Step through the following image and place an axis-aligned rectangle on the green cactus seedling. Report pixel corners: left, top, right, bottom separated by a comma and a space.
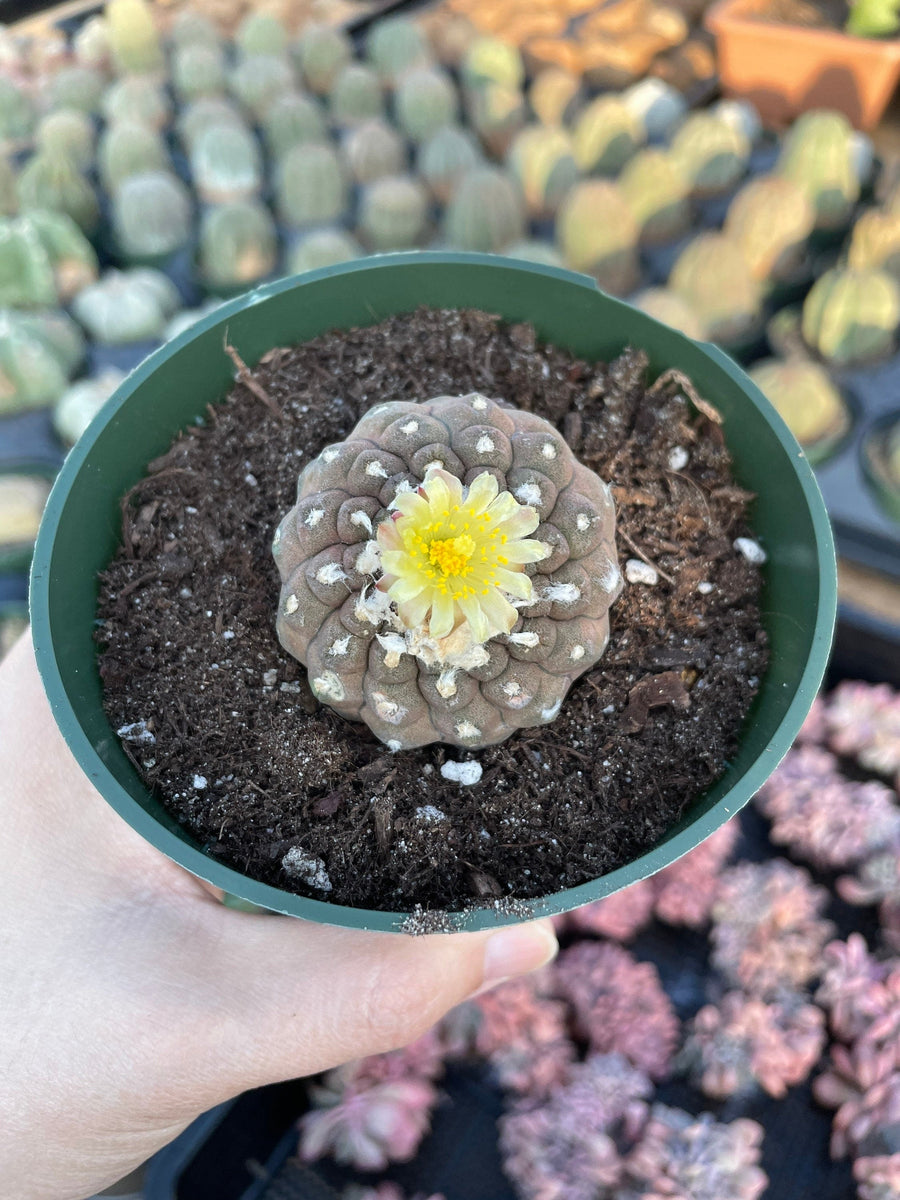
848, 209, 900, 277
724, 175, 816, 282
846, 0, 900, 36
749, 358, 851, 463
263, 92, 328, 158
417, 125, 482, 203
35, 109, 95, 171
0, 77, 35, 148
366, 15, 433, 85
16, 153, 98, 235
359, 175, 430, 251
98, 120, 169, 193
461, 36, 524, 92
556, 180, 640, 296
102, 76, 171, 130
294, 23, 353, 96
53, 367, 125, 445
395, 66, 458, 143
71, 267, 180, 345
172, 43, 227, 103
190, 122, 263, 205
106, 0, 164, 76
176, 97, 245, 155
112, 171, 193, 263
198, 199, 278, 292
444, 165, 526, 253
465, 82, 528, 159
802, 266, 900, 365
73, 15, 111, 69
287, 228, 362, 274
329, 64, 385, 128
669, 112, 750, 198
275, 142, 348, 230
230, 53, 297, 121
342, 119, 406, 186
17, 309, 85, 376
529, 67, 582, 128
669, 233, 763, 344
273, 393, 620, 750
572, 95, 643, 176
777, 110, 860, 231
632, 288, 706, 340
0, 156, 16, 217
168, 10, 222, 53
621, 78, 687, 142
0, 308, 82, 414
506, 125, 579, 220
619, 149, 691, 246
45, 65, 105, 118
0, 474, 51, 552
235, 11, 288, 59
2, 210, 98, 304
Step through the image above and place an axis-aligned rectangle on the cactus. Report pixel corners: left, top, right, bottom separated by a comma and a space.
45, 65, 105, 118
777, 110, 860, 231
669, 113, 750, 198
712, 98, 763, 147
724, 176, 816, 282
0, 211, 97, 305
176, 97, 244, 155
0, 308, 82, 414
102, 75, 171, 130
73, 15, 111, 70
197, 199, 278, 292
35, 109, 95, 171
263, 92, 328, 158
53, 367, 125, 445
801, 267, 900, 365
235, 11, 288, 59
366, 15, 433, 85
669, 233, 763, 344
16, 153, 98, 235
572, 96, 643, 175
0, 155, 16, 216
273, 393, 620, 750
749, 359, 850, 462
846, 0, 900, 36
342, 119, 406, 186
0, 474, 51, 550
394, 66, 458, 143
444, 166, 526, 253
417, 125, 482, 203
106, 0, 164, 76
359, 175, 429, 251
112, 171, 193, 263
71, 267, 180, 344
0, 76, 35, 147
848, 209, 900, 277
168, 10, 221, 53
619, 149, 691, 246
621, 78, 687, 142
329, 64, 385, 128
190, 122, 262, 205
172, 43, 226, 103
17, 309, 85, 376
275, 142, 347, 230
506, 125, 578, 220
556, 181, 640, 296
503, 240, 565, 267
230, 54, 297, 121
98, 120, 169, 193
632, 288, 706, 340
465, 83, 528, 159
294, 23, 353, 96
529, 67, 581, 127
287, 228, 362, 274
462, 37, 524, 91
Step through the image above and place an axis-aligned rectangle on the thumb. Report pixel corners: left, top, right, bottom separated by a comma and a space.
195, 909, 558, 1099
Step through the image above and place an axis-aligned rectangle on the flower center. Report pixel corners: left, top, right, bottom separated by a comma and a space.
428, 533, 476, 578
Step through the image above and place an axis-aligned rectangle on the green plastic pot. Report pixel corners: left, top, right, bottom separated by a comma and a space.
30, 252, 837, 933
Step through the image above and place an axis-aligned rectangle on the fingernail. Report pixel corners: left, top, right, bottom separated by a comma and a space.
481, 920, 558, 986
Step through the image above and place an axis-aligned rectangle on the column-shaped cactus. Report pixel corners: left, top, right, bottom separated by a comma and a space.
274, 393, 621, 750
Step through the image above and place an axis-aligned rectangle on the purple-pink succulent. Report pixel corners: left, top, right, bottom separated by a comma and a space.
652, 821, 739, 930
854, 1154, 900, 1200
343, 1188, 446, 1200
566, 879, 656, 942
473, 973, 575, 1098
839, 849, 900, 950
347, 1029, 446, 1088
825, 682, 900, 783
816, 934, 898, 1044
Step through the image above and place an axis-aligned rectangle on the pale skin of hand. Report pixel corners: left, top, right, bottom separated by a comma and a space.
0, 634, 558, 1200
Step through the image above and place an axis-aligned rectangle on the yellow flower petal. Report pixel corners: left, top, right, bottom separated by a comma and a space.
503, 538, 551, 564
495, 567, 533, 600
388, 575, 429, 603
459, 595, 491, 643
430, 590, 456, 639
465, 471, 499, 515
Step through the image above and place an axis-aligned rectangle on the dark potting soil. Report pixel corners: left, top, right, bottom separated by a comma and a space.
96, 308, 768, 913
746, 0, 849, 29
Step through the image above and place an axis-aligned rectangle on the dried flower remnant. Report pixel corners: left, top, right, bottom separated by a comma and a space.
825, 682, 900, 783
499, 1054, 652, 1200
710, 860, 835, 997
472, 973, 575, 1098
553, 942, 679, 1080
274, 392, 620, 750
680, 990, 826, 1099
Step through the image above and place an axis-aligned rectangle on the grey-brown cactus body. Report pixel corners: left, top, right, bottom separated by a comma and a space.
274, 393, 620, 751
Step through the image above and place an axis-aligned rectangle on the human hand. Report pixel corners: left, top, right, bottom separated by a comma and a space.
0, 634, 557, 1200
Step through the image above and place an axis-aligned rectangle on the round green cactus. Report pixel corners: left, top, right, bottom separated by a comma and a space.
0, 210, 97, 306
230, 53, 297, 122
749, 358, 850, 463
777, 110, 860, 231
45, 65, 105, 118
0, 77, 35, 147
802, 267, 900, 366
329, 64, 385, 128
669, 233, 763, 344
106, 0, 164, 75
461, 36, 524, 92
112, 171, 193, 263
621, 77, 687, 142
359, 175, 430, 251
263, 92, 328, 158
53, 367, 125, 445
0, 155, 16, 217
342, 119, 406, 186
572, 96, 643, 176
465, 82, 529, 158
0, 474, 51, 551
632, 288, 706, 340
293, 23, 353, 96
235, 10, 288, 59
529, 67, 581, 128
198, 200, 277, 291
190, 122, 262, 205
394, 66, 459, 143
16, 153, 99, 235
35, 109, 95, 172
0, 308, 83, 414
619, 149, 691, 246
73, 15, 112, 69
506, 125, 579, 220
417, 125, 482, 203
102, 76, 172, 130
17, 309, 85, 376
98, 120, 170, 194
848, 209, 900, 277
366, 15, 433, 85
71, 268, 180, 345
443, 166, 526, 253
172, 43, 227, 103
669, 112, 750, 198
724, 175, 816, 283
273, 392, 620, 750
287, 228, 362, 274
275, 142, 348, 230
556, 181, 640, 296
176, 97, 245, 155
168, 10, 221, 53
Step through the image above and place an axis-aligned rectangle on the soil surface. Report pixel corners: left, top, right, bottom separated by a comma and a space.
745, 0, 849, 29
97, 308, 768, 913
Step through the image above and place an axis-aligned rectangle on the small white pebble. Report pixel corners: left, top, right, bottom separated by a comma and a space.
625, 559, 659, 586
222, 630, 235, 639
440, 760, 483, 785
416, 805, 447, 822
668, 446, 689, 471
476, 434, 495, 454
698, 581, 714, 595
282, 847, 332, 891
179, 587, 192, 598
262, 669, 278, 687
244, 473, 258, 487
734, 537, 767, 564
117, 720, 155, 745
192, 775, 207, 789
386, 739, 403, 752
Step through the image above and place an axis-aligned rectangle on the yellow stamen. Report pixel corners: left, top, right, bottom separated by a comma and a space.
429, 534, 476, 577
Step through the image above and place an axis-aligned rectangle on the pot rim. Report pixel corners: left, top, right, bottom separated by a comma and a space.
707, 0, 900, 51
30, 251, 837, 932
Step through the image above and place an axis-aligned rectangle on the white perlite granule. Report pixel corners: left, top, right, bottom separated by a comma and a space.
625, 558, 659, 585
282, 847, 332, 891
734, 537, 767, 564
440, 760, 483, 786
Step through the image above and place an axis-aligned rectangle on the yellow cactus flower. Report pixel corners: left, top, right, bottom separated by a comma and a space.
376, 467, 549, 645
